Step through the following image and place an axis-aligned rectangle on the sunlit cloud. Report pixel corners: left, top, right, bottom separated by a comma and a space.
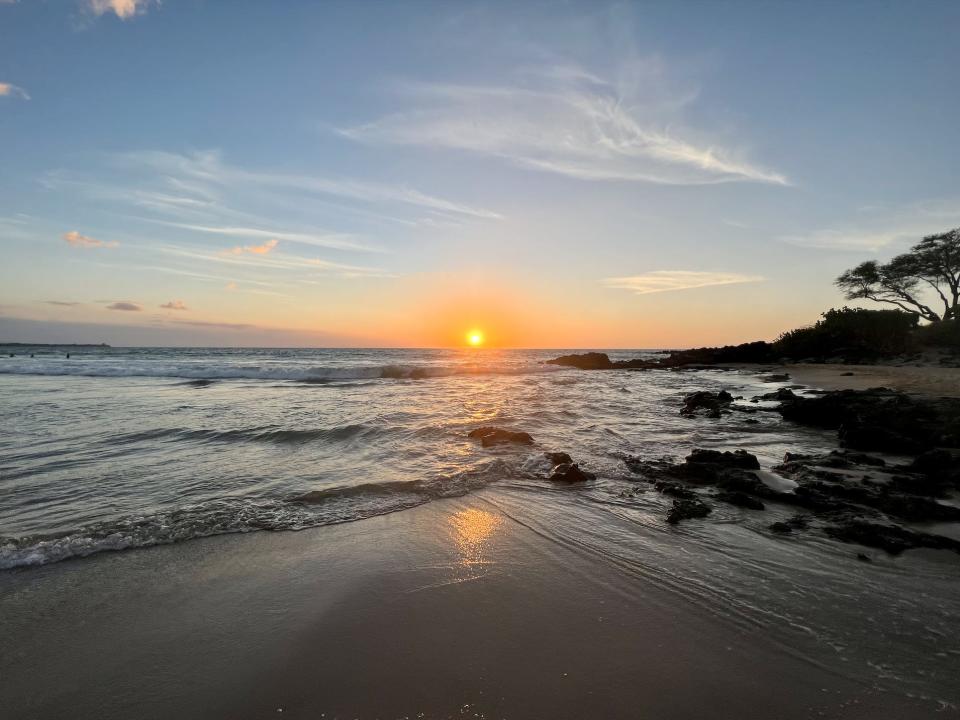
782, 198, 960, 252
603, 271, 763, 295
340, 64, 788, 186
224, 238, 278, 256
87, 0, 154, 20
0, 82, 30, 100
225, 282, 238, 291
106, 301, 142, 311
160, 300, 188, 311
63, 230, 119, 248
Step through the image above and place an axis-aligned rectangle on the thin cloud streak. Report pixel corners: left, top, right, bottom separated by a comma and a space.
120, 150, 502, 220
340, 66, 788, 186
152, 220, 375, 253
603, 271, 763, 295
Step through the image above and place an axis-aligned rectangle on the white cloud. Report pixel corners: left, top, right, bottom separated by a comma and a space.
782, 199, 960, 252
87, 0, 153, 20
63, 230, 118, 248
340, 64, 787, 186
0, 83, 29, 100
603, 271, 763, 295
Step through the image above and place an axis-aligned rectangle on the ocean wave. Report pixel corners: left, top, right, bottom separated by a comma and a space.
0, 460, 515, 570
0, 360, 564, 382
105, 423, 378, 446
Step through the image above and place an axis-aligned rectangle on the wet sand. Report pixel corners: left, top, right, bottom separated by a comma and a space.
0, 495, 934, 719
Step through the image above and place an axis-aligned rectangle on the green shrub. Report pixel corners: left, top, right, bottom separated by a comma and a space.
774, 307, 918, 360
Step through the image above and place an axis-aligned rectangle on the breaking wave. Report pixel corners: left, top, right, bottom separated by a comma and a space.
0, 459, 515, 570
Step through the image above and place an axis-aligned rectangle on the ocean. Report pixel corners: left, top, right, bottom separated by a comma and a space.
1, 346, 958, 707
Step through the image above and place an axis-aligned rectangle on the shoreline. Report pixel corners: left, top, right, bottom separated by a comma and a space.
0, 495, 938, 719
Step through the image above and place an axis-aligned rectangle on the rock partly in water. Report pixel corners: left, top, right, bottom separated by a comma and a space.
680, 390, 735, 418
467, 426, 535, 447
667, 497, 712, 524
714, 490, 765, 510
548, 463, 596, 483
824, 517, 960, 555
544, 451, 573, 467
777, 388, 960, 454
686, 448, 761, 470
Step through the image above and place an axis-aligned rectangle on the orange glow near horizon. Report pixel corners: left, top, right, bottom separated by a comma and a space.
466, 329, 484, 347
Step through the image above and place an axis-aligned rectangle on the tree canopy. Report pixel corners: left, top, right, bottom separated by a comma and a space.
836, 228, 960, 322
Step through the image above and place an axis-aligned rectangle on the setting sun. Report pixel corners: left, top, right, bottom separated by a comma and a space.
467, 330, 484, 347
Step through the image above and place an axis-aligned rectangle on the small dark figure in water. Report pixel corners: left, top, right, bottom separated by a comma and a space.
30, 353, 34, 358
66, 353, 70, 359
8, 353, 13, 358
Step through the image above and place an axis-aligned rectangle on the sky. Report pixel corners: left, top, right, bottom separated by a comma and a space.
1, 0, 958, 348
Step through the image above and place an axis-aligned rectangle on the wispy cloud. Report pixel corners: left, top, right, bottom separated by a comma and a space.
106, 301, 142, 311
160, 300, 188, 311
119, 149, 502, 221
63, 230, 119, 248
0, 82, 30, 100
340, 64, 787, 186
603, 271, 763, 295
782, 198, 960, 252
87, 0, 154, 20
156, 221, 369, 253
44, 300, 80, 307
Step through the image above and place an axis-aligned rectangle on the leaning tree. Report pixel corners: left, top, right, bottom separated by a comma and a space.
836, 227, 960, 323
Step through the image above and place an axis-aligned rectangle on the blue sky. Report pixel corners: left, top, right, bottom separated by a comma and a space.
1, 0, 958, 347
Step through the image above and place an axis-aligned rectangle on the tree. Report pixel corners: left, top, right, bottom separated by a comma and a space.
836, 227, 960, 322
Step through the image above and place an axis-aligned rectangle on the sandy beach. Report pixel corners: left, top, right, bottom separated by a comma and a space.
786, 363, 960, 398
0, 495, 937, 720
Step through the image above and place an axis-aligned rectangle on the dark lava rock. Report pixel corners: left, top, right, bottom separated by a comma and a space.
667, 497, 712, 524
680, 390, 734, 418
770, 515, 810, 534
856, 553, 871, 562
686, 449, 761, 470
548, 463, 596, 483
544, 451, 573, 467
824, 517, 960, 555
544, 352, 654, 370
714, 490, 765, 510
545, 341, 776, 371
761, 373, 791, 382
467, 426, 534, 447
754, 388, 797, 402
653, 480, 697, 499
778, 388, 960, 454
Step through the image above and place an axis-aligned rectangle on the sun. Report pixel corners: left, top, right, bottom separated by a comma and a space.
466, 330, 484, 347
